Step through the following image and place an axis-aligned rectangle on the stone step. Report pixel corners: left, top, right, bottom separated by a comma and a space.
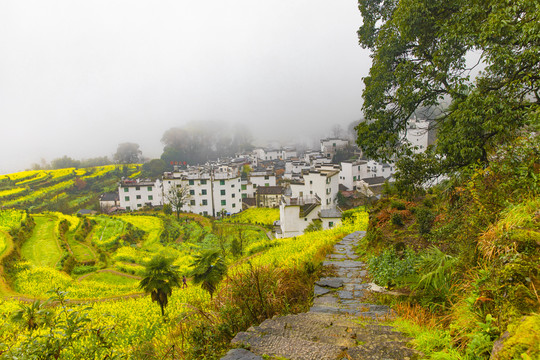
232, 313, 418, 360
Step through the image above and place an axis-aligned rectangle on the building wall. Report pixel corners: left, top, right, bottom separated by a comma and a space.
278, 203, 321, 238
119, 180, 163, 211
162, 174, 242, 216
321, 217, 342, 230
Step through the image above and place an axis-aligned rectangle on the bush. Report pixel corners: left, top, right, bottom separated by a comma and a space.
416, 207, 435, 235
367, 248, 419, 287
391, 213, 404, 226
72, 264, 97, 275
390, 200, 406, 210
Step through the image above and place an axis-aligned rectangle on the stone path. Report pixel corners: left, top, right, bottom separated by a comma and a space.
221, 231, 420, 360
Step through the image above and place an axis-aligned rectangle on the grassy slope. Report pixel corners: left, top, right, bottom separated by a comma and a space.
21, 214, 63, 267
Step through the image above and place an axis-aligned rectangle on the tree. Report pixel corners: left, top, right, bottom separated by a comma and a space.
114, 143, 142, 164
165, 184, 191, 219
51, 156, 80, 169
190, 249, 227, 299
356, 0, 539, 180
142, 159, 167, 178
139, 255, 181, 316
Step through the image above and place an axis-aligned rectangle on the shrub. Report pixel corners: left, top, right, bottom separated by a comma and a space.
367, 248, 419, 287
390, 200, 406, 210
416, 207, 435, 235
391, 212, 404, 226
72, 264, 97, 275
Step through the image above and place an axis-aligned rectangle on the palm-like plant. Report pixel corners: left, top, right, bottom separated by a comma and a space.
139, 255, 181, 316
190, 249, 227, 299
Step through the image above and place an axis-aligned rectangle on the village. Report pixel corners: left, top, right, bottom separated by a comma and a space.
100, 119, 432, 238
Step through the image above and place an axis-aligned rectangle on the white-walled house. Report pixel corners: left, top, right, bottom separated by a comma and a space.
275, 168, 341, 238
289, 169, 340, 209
250, 171, 277, 188
405, 119, 430, 153
162, 167, 243, 216
320, 138, 350, 158
118, 179, 163, 211
339, 160, 367, 191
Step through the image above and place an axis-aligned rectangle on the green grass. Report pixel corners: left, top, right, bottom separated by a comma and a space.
21, 214, 63, 267
79, 271, 139, 286
68, 238, 97, 262
0, 231, 6, 256
89, 216, 126, 248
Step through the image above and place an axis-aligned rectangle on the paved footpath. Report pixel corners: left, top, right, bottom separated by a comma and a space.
221, 231, 420, 360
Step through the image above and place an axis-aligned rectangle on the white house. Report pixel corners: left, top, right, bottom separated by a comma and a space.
162, 166, 243, 216
118, 179, 163, 211
289, 169, 340, 209
250, 171, 277, 189
275, 168, 341, 238
320, 138, 350, 159
405, 119, 430, 153
339, 160, 367, 191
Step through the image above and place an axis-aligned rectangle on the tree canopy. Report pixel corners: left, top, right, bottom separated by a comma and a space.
160, 121, 253, 168
114, 142, 142, 164
139, 255, 181, 316
356, 0, 539, 174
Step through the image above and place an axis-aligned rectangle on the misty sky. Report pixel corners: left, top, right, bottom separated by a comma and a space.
0, 0, 371, 174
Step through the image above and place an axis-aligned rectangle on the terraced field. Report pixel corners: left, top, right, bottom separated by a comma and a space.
21, 214, 62, 267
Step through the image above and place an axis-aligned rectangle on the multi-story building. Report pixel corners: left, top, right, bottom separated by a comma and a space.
118, 179, 163, 211
320, 138, 350, 159
275, 168, 342, 238
162, 166, 243, 216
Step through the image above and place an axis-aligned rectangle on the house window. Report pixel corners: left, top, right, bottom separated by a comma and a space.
253, 184, 257, 188
125, 196, 130, 201
136, 186, 140, 191
201, 189, 207, 195
190, 200, 195, 206
189, 190, 195, 195
220, 180, 225, 185
203, 211, 208, 216
241, 184, 247, 190
309, 180, 313, 184
304, 218, 307, 221
232, 203, 236, 208
126, 206, 131, 211
232, 194, 235, 198
264, 175, 269, 180
147, 187, 152, 191
202, 199, 208, 205
221, 200, 226, 206
137, 204, 142, 208
310, 191, 313, 195
189, 180, 194, 185
265, 183, 269, 187
353, 176, 357, 181
136, 195, 141, 200
148, 195, 153, 201
329, 221, 334, 228
242, 194, 247, 199
201, 179, 207, 185
123, 188, 129, 192
220, 190, 226, 196
231, 184, 235, 188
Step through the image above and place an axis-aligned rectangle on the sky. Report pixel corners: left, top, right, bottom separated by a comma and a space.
0, 0, 371, 174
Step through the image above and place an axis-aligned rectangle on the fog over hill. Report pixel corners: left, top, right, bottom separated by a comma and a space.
0, 0, 371, 175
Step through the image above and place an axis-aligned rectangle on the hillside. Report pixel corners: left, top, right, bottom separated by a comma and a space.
0, 165, 140, 214
355, 136, 539, 359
